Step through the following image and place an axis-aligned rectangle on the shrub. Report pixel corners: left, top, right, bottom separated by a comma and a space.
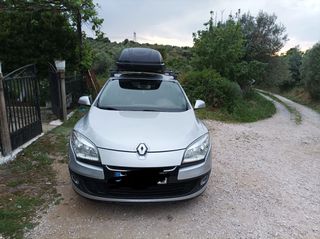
180, 70, 242, 111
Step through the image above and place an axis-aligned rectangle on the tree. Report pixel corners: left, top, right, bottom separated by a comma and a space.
192, 15, 244, 79
65, 0, 103, 68
240, 11, 288, 62
192, 12, 269, 92
284, 46, 303, 86
301, 43, 320, 100
0, 0, 103, 71
262, 56, 290, 89
231, 60, 267, 91
0, 10, 78, 74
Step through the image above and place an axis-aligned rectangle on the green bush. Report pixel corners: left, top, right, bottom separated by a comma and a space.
301, 43, 320, 100
180, 70, 242, 111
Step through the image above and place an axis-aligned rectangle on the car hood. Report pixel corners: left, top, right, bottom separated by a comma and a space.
74, 106, 208, 152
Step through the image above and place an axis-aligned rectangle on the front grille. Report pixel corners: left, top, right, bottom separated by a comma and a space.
106, 165, 176, 172
71, 168, 206, 199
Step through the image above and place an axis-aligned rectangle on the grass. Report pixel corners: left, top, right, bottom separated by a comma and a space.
0, 196, 42, 238
0, 110, 85, 239
196, 91, 276, 123
278, 87, 320, 114
259, 91, 302, 125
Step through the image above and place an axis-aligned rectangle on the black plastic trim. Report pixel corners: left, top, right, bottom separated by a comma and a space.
76, 157, 102, 166
180, 159, 206, 168
70, 169, 210, 200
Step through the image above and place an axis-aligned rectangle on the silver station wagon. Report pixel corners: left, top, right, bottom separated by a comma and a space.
68, 48, 212, 202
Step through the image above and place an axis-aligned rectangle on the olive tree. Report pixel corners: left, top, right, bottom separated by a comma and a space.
301, 43, 320, 99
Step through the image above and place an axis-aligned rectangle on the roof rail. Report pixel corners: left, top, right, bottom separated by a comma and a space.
164, 70, 179, 80
110, 70, 160, 78
110, 70, 179, 80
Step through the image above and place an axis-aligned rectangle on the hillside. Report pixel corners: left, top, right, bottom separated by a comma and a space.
86, 37, 192, 80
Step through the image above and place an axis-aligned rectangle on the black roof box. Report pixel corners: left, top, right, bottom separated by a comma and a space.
116, 48, 165, 73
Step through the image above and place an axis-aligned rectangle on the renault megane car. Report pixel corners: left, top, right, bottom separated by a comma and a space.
68, 48, 212, 202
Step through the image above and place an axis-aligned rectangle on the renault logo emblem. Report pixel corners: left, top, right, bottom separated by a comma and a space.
137, 143, 148, 156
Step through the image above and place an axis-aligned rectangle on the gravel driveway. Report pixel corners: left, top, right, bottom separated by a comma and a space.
27, 95, 320, 239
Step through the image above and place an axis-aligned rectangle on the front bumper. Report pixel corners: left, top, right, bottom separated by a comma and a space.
68, 145, 212, 202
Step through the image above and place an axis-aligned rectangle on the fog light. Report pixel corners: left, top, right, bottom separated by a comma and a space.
71, 174, 80, 185
200, 175, 209, 186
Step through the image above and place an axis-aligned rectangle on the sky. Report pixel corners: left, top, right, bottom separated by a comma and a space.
88, 0, 320, 52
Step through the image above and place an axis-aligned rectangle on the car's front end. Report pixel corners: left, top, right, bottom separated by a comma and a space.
69, 128, 211, 202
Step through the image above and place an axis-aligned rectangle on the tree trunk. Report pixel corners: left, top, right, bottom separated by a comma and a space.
76, 9, 82, 70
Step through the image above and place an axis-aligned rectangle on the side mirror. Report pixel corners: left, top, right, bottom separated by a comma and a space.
194, 99, 206, 110
78, 96, 91, 106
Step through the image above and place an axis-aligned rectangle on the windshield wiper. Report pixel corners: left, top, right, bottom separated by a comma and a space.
99, 106, 119, 111
141, 109, 158, 112
99, 107, 161, 112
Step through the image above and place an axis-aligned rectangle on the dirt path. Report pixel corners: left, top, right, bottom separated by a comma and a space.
27, 95, 320, 239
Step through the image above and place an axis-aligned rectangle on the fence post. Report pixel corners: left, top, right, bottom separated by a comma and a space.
60, 70, 67, 122
0, 62, 12, 156
55, 60, 67, 122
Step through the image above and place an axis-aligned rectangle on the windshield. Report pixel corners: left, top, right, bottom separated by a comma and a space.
97, 79, 188, 112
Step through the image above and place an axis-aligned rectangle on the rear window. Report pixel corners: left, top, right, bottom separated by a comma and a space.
97, 79, 188, 112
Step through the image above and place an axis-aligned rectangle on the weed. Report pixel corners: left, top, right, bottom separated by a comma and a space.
279, 87, 320, 114
0, 196, 43, 238
196, 91, 276, 123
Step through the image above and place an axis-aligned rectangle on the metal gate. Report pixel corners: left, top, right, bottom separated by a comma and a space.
49, 64, 85, 119
3, 64, 42, 150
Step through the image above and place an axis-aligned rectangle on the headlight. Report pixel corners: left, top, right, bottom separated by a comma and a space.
183, 133, 210, 164
71, 131, 99, 162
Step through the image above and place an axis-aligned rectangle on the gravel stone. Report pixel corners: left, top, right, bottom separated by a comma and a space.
26, 96, 320, 239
